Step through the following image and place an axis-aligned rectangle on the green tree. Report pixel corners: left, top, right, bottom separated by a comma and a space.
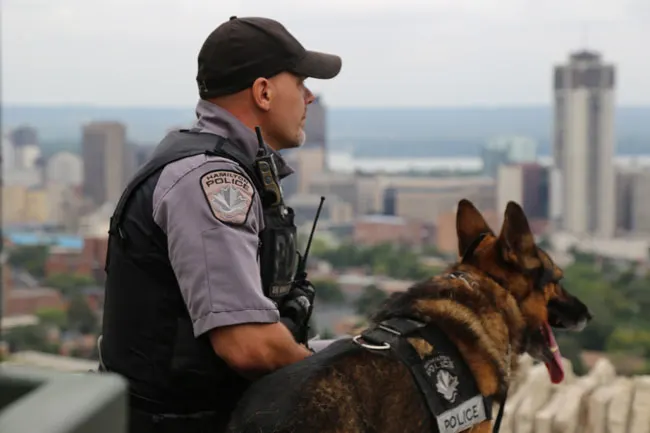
44, 273, 96, 296
562, 262, 633, 351
606, 327, 650, 357
67, 294, 99, 334
7, 245, 50, 278
312, 278, 345, 304
355, 284, 388, 318
555, 334, 587, 375
420, 245, 443, 257
4, 325, 58, 353
35, 307, 68, 328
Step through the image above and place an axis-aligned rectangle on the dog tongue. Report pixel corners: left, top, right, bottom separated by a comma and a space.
542, 321, 564, 384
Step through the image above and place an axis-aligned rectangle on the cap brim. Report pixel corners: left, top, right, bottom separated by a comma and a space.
291, 50, 342, 80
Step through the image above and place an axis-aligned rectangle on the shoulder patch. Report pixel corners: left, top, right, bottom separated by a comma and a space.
200, 170, 255, 225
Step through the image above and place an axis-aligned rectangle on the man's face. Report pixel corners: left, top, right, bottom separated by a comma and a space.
263, 72, 315, 150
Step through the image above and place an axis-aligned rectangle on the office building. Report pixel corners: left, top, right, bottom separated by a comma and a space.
553, 50, 616, 237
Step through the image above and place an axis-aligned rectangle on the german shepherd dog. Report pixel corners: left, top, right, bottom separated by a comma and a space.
225, 199, 592, 433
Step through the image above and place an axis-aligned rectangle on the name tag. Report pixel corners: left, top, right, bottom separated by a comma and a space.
436, 395, 487, 433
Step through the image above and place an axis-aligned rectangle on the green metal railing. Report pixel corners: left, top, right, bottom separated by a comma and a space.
0, 364, 128, 433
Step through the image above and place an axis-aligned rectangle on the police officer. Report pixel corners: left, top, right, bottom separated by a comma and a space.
98, 16, 342, 433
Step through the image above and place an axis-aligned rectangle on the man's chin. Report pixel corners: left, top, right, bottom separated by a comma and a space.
275, 131, 306, 151
298, 130, 307, 147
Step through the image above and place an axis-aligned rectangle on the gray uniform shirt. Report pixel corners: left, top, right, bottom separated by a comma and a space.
152, 99, 294, 338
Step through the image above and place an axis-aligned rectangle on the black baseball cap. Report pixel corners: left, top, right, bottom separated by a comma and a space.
197, 16, 342, 99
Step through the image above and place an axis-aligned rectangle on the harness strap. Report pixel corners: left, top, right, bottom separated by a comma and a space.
492, 389, 507, 432
360, 321, 446, 423
358, 318, 506, 433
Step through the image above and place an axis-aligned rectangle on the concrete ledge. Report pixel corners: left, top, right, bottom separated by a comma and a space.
0, 364, 128, 433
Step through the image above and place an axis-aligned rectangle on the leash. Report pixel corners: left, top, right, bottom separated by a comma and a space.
492, 390, 507, 433
491, 341, 511, 433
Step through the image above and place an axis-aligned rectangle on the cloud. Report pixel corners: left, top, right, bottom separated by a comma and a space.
2, 0, 649, 107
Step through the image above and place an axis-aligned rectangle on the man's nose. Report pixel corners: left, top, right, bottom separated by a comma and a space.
304, 86, 315, 104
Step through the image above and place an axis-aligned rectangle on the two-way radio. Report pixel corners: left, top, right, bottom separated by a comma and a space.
254, 126, 285, 209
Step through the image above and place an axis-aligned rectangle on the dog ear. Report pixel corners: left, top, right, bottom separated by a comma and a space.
498, 201, 540, 269
456, 199, 493, 257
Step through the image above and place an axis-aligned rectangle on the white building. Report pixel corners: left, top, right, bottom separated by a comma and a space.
553, 50, 616, 238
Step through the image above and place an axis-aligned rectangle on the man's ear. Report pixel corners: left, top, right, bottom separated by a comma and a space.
498, 201, 540, 269
456, 199, 493, 257
251, 77, 272, 111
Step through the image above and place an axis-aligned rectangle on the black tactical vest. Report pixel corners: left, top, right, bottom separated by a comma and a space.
100, 129, 297, 415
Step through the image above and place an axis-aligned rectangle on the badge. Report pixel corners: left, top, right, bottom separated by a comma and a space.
200, 170, 255, 225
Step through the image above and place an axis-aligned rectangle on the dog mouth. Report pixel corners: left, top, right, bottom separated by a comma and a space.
547, 298, 593, 332
539, 321, 564, 384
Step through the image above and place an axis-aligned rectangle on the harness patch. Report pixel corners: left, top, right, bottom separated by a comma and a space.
420, 351, 489, 433
200, 170, 254, 225
355, 318, 492, 433
423, 354, 458, 402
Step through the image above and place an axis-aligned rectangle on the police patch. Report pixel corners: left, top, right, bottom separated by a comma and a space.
200, 170, 254, 225
421, 352, 488, 433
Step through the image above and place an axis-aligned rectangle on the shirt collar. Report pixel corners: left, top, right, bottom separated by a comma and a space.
192, 99, 294, 178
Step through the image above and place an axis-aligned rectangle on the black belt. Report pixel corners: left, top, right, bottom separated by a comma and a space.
97, 363, 224, 416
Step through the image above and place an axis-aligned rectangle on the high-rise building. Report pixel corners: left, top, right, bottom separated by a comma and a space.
81, 121, 130, 206
9, 126, 41, 170
9, 126, 38, 148
553, 50, 616, 237
497, 163, 550, 223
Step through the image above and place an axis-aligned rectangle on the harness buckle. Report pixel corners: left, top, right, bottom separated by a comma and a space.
352, 334, 391, 350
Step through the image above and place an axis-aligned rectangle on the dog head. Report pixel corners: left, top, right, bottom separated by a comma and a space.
456, 199, 592, 384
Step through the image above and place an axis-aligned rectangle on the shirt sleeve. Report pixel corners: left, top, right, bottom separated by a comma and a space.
152, 154, 279, 337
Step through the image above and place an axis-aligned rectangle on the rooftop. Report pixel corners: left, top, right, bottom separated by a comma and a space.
5, 232, 84, 250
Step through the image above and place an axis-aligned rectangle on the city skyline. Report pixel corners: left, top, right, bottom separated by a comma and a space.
3, 0, 650, 107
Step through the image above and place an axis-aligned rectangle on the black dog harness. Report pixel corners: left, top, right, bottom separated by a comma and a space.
354, 316, 507, 433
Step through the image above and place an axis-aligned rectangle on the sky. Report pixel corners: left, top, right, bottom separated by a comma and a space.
2, 0, 650, 108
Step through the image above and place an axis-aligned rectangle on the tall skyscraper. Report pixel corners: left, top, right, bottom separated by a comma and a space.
82, 121, 130, 206
553, 50, 616, 237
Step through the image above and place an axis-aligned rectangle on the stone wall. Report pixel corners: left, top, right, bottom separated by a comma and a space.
501, 355, 649, 433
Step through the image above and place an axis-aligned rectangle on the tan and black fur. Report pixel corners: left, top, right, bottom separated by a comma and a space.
225, 199, 592, 433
